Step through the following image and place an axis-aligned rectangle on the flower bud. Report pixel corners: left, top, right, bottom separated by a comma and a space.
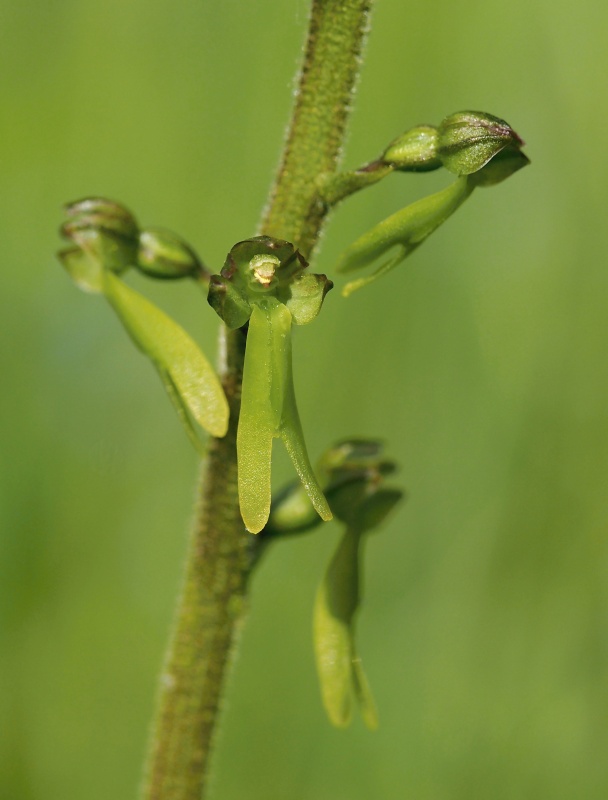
382, 125, 441, 172
437, 111, 525, 176
60, 197, 139, 274
63, 197, 138, 233
137, 227, 203, 280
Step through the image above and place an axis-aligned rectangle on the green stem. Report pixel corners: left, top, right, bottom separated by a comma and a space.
140, 326, 253, 800
141, 2, 372, 798
261, 0, 372, 254
317, 161, 393, 208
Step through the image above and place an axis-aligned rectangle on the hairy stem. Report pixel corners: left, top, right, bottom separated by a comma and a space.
140, 327, 253, 800
141, 2, 372, 798
261, 0, 372, 254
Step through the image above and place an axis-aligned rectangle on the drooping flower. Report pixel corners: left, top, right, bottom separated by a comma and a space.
337, 111, 529, 296
58, 198, 229, 449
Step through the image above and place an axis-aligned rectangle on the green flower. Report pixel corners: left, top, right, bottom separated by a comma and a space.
313, 440, 403, 729
266, 439, 404, 728
58, 198, 228, 449
208, 236, 333, 533
337, 111, 529, 296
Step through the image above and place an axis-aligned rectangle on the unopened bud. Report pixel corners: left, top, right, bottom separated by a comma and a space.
137, 227, 203, 280
382, 125, 441, 172
64, 197, 138, 234
437, 111, 525, 177
60, 197, 139, 274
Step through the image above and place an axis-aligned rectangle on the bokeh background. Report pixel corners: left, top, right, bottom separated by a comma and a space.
2, 1, 607, 798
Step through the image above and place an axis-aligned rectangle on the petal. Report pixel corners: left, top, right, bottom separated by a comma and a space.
207, 274, 252, 329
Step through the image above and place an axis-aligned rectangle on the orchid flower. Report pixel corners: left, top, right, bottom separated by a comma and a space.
208, 236, 333, 533
335, 111, 530, 296
58, 198, 229, 450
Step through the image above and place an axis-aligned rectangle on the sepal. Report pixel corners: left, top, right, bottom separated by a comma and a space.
278, 273, 333, 325
207, 275, 252, 329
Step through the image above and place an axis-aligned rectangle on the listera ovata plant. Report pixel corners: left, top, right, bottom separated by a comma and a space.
58, 110, 528, 729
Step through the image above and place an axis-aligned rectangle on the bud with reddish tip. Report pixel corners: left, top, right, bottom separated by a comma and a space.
437, 110, 527, 178
60, 197, 139, 276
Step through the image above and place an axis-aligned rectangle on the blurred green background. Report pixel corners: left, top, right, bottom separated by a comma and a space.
1, 0, 607, 798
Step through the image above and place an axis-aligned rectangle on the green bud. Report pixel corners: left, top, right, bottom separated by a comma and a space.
437, 110, 525, 177
64, 197, 139, 238
136, 227, 204, 280
60, 197, 139, 276
382, 125, 441, 172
